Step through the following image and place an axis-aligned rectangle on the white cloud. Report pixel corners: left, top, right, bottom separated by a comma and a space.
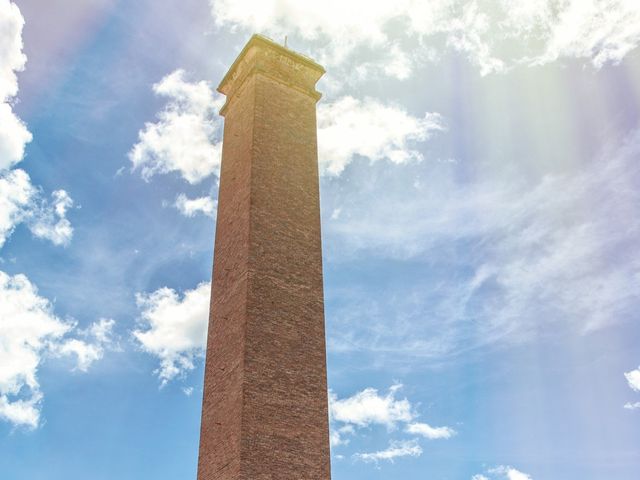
55, 318, 115, 372
487, 465, 533, 480
625, 366, 640, 392
133, 282, 211, 385
0, 393, 41, 429
129, 69, 223, 184
0, 272, 66, 428
472, 466, 533, 480
354, 439, 422, 463
175, 193, 217, 218
0, 0, 26, 99
0, 103, 32, 171
329, 384, 455, 457
317, 96, 444, 175
0, 271, 112, 428
330, 383, 413, 428
129, 67, 445, 185
406, 421, 456, 439
0, 0, 31, 171
0, 170, 74, 248
0, 168, 34, 246
210, 0, 640, 78
624, 366, 640, 410
330, 425, 355, 447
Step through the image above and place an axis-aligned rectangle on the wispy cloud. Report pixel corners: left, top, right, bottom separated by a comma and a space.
325, 129, 640, 360
354, 439, 422, 463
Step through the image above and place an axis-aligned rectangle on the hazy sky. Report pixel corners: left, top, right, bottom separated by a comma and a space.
2, 1, 640, 479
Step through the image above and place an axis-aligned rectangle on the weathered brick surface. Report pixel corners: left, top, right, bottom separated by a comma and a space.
197, 35, 331, 480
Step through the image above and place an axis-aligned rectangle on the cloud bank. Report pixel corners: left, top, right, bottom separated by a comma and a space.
0, 0, 86, 430
210, 0, 640, 77
0, 0, 74, 248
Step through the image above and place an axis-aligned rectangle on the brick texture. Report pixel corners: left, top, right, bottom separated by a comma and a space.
197, 35, 331, 480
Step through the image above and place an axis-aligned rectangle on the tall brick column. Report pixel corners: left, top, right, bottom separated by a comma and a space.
197, 35, 331, 480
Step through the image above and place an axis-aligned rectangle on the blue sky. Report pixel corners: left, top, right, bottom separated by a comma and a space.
1, 1, 640, 479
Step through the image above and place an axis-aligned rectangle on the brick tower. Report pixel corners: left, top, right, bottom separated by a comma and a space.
197, 35, 331, 479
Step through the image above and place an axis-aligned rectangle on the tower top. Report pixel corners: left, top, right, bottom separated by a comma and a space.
218, 34, 325, 114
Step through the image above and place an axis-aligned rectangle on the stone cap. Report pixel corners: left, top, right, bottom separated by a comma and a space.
218, 34, 325, 114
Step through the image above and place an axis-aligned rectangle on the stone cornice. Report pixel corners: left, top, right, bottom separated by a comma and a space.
218, 34, 325, 115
